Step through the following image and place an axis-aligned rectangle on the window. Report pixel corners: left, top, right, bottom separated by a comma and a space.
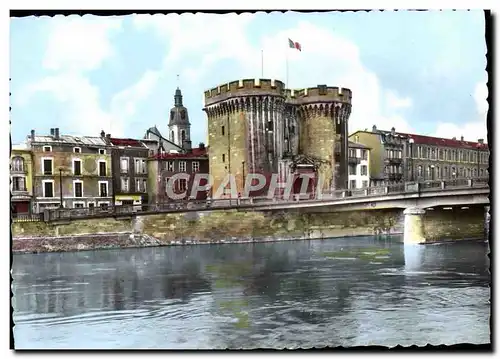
480, 169, 484, 177
135, 178, 146, 192
349, 149, 356, 158
348, 165, 356, 175
181, 130, 186, 142
361, 150, 368, 160
436, 166, 440, 179
42, 158, 53, 175
170, 131, 175, 142
89, 203, 95, 209
99, 149, 106, 155
134, 159, 147, 174
99, 182, 108, 197
74, 203, 84, 209
426, 166, 431, 179
444, 167, 449, 178
120, 158, 129, 173
417, 165, 423, 177
467, 168, 471, 178
12, 176, 26, 191
73, 147, 81, 153
222, 154, 226, 163
349, 180, 356, 189
192, 161, 200, 172
43, 146, 51, 152
73, 159, 82, 176
362, 180, 368, 188
221, 126, 225, 136
179, 161, 186, 172
360, 165, 368, 176
99, 161, 107, 176
11, 157, 24, 172
121, 177, 129, 192
43, 180, 54, 197
167, 161, 174, 171
143, 179, 147, 193
473, 168, 477, 177
73, 181, 83, 198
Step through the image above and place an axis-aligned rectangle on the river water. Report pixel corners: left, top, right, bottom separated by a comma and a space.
12, 236, 490, 349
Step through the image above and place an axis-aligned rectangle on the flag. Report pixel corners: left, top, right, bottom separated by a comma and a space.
288, 38, 301, 51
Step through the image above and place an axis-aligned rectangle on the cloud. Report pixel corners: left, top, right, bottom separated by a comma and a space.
386, 90, 413, 109
22, 72, 121, 137
130, 15, 415, 136
43, 16, 123, 72
432, 80, 488, 142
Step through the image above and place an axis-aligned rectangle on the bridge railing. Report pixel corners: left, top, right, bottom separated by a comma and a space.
43, 177, 489, 221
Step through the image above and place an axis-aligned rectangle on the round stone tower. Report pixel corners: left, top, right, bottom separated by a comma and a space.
204, 79, 286, 196
296, 86, 352, 191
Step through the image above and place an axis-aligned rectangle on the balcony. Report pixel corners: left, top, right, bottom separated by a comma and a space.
384, 157, 403, 164
385, 173, 403, 181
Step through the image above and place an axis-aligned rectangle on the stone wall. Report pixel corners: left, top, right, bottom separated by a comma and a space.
423, 206, 485, 242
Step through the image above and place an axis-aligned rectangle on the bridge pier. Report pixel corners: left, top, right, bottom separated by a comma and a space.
403, 207, 426, 245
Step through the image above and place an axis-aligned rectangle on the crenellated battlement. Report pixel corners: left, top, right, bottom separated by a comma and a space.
294, 85, 352, 106
204, 78, 286, 106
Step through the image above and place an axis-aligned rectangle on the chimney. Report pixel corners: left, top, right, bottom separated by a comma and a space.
478, 138, 484, 144
199, 142, 205, 150
391, 127, 395, 133
100, 130, 105, 138
30, 130, 35, 141
54, 128, 60, 140
460, 136, 464, 142
372, 125, 377, 132
106, 134, 111, 140
183, 139, 192, 153
50, 128, 55, 136
452, 136, 456, 141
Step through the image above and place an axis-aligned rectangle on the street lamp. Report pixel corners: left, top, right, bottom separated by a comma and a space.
408, 138, 414, 182
241, 160, 245, 194
476, 142, 481, 178
58, 166, 66, 208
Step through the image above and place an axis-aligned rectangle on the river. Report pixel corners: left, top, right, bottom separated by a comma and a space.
12, 236, 490, 349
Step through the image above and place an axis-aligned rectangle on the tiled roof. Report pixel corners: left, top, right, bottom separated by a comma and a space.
109, 137, 146, 147
398, 132, 489, 150
351, 129, 489, 150
30, 135, 108, 146
149, 146, 208, 160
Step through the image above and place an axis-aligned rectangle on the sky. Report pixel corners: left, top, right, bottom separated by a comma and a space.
9, 10, 488, 146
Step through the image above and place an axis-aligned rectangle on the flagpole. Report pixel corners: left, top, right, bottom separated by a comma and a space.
286, 46, 289, 95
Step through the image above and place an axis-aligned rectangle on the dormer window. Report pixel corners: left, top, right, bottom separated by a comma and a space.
99, 149, 106, 155
73, 147, 81, 153
43, 146, 52, 152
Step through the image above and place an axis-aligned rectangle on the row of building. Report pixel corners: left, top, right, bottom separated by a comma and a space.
10, 80, 489, 215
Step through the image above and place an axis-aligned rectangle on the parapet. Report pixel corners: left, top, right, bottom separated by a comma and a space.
294, 85, 352, 106
204, 78, 286, 106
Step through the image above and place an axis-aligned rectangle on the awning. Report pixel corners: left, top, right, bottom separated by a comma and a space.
115, 195, 142, 201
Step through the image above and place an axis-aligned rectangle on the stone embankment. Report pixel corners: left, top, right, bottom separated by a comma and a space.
12, 209, 404, 254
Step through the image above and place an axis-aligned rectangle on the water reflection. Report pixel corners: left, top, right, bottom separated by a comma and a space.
12, 236, 490, 349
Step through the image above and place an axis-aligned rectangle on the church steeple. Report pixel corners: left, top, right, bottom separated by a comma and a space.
168, 77, 191, 149
174, 87, 183, 107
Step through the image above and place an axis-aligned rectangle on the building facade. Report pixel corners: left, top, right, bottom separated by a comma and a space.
27, 128, 114, 212
10, 145, 34, 215
106, 134, 150, 207
148, 144, 209, 203
350, 126, 490, 185
347, 141, 371, 190
204, 79, 352, 198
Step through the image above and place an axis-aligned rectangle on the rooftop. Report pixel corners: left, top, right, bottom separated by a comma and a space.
149, 146, 208, 160
30, 134, 109, 146
109, 137, 147, 148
